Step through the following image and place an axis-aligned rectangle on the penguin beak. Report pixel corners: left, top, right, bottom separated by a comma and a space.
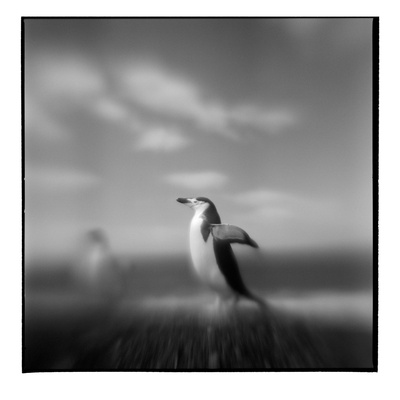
176, 197, 190, 205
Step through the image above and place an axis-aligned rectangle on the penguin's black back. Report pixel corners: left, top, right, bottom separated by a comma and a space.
196, 197, 252, 297
213, 240, 252, 298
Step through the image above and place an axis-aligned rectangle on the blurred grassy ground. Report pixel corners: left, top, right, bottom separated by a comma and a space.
24, 295, 373, 371
72, 308, 324, 370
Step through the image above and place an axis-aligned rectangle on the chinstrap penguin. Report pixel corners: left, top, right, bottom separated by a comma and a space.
177, 196, 268, 312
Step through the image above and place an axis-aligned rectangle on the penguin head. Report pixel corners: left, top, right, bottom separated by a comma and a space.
176, 197, 213, 213
177, 197, 221, 223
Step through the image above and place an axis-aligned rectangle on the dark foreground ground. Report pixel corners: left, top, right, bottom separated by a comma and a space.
24, 252, 375, 371
24, 293, 374, 371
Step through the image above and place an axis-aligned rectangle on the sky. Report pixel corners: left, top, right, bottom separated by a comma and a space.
24, 18, 374, 259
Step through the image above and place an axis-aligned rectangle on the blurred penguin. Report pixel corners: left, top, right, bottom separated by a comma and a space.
77, 229, 125, 303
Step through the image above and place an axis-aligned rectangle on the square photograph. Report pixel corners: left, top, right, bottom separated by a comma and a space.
23, 17, 377, 372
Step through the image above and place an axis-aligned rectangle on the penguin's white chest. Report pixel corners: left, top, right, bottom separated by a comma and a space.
189, 214, 232, 296
87, 246, 104, 278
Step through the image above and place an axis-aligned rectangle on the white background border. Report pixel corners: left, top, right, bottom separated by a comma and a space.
2, 2, 396, 399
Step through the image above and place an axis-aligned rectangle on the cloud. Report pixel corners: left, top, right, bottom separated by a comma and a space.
25, 99, 70, 141
234, 197, 293, 223
233, 188, 290, 206
164, 171, 228, 190
26, 53, 298, 151
232, 187, 339, 225
134, 126, 190, 152
29, 53, 104, 101
232, 188, 312, 222
232, 105, 297, 134
120, 61, 297, 139
122, 64, 200, 117
25, 53, 109, 143
92, 96, 130, 121
26, 166, 101, 191
120, 62, 233, 138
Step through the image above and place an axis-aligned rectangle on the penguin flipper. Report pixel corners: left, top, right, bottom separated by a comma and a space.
210, 224, 258, 248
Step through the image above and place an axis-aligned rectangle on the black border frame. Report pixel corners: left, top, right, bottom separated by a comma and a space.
21, 16, 379, 373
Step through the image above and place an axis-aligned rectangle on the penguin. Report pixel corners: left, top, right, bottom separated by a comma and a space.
78, 229, 124, 303
176, 197, 268, 311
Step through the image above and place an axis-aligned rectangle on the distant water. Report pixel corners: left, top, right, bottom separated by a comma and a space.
25, 249, 373, 326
